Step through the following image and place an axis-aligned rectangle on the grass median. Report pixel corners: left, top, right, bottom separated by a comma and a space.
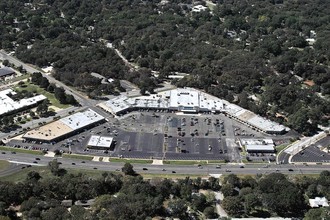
62, 154, 94, 160
109, 158, 153, 164
0, 160, 10, 171
0, 146, 44, 155
163, 160, 208, 165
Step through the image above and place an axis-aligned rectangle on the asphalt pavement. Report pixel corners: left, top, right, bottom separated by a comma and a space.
1, 151, 330, 176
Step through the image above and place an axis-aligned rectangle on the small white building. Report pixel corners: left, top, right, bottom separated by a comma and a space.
309, 197, 329, 208
240, 138, 275, 153
192, 5, 207, 12
87, 135, 114, 149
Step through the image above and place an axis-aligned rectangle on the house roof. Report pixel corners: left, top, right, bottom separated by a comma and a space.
309, 197, 329, 208
0, 67, 15, 77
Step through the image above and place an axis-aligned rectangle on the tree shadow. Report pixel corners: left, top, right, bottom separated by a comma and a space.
58, 168, 68, 176
250, 209, 271, 218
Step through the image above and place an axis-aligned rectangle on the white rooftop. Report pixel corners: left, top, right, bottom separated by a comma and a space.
309, 197, 329, 208
192, 5, 207, 12
245, 144, 275, 152
87, 135, 113, 148
60, 109, 104, 130
241, 138, 275, 152
241, 139, 274, 145
169, 88, 200, 109
99, 87, 288, 133
0, 89, 47, 116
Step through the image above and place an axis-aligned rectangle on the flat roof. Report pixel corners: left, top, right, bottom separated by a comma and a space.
246, 144, 275, 152
241, 139, 274, 145
23, 109, 105, 141
169, 89, 199, 108
0, 89, 47, 116
98, 87, 288, 133
23, 121, 73, 141
241, 138, 275, 152
87, 135, 113, 148
61, 109, 104, 130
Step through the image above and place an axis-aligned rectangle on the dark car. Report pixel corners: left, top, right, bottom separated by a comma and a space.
33, 161, 38, 164
81, 161, 85, 163
288, 168, 294, 172
72, 163, 76, 165
11, 151, 16, 154
35, 158, 40, 160
142, 168, 148, 170
172, 171, 176, 173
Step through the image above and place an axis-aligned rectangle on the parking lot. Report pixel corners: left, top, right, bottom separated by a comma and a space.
292, 145, 330, 163
6, 109, 283, 161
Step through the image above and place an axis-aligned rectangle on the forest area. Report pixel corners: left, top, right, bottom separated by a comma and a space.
0, 0, 330, 134
0, 161, 330, 219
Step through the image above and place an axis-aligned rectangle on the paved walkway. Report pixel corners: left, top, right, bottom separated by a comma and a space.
214, 191, 228, 218
152, 159, 163, 165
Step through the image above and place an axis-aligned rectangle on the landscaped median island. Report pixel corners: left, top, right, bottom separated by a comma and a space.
0, 146, 44, 155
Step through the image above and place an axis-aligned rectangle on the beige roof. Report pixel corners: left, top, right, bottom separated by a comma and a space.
23, 121, 73, 141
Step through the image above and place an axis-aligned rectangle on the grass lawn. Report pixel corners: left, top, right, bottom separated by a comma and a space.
109, 158, 153, 164
276, 144, 289, 154
62, 154, 94, 160
0, 165, 205, 182
0, 160, 10, 171
163, 160, 208, 165
15, 83, 71, 109
0, 166, 107, 182
0, 146, 44, 155
242, 159, 270, 164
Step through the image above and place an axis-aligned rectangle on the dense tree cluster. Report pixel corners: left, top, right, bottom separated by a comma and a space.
31, 72, 78, 105
0, 162, 220, 220
0, 0, 330, 133
220, 172, 330, 218
1, 162, 330, 219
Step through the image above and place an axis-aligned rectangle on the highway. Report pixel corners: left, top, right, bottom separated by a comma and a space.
1, 151, 329, 177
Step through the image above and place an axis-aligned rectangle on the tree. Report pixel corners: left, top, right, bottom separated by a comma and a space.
203, 206, 218, 219
121, 163, 135, 176
244, 193, 261, 213
70, 205, 88, 220
48, 159, 60, 176
2, 60, 9, 66
41, 206, 71, 220
304, 207, 330, 220
168, 199, 187, 219
223, 174, 241, 188
221, 184, 237, 197
40, 77, 50, 88
191, 194, 207, 211
222, 196, 244, 216
36, 100, 49, 115
26, 171, 41, 182
29, 111, 36, 118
